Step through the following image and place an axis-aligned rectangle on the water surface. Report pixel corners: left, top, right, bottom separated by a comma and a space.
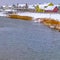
0, 17, 60, 60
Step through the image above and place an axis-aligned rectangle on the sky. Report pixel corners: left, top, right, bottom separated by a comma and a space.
0, 0, 60, 6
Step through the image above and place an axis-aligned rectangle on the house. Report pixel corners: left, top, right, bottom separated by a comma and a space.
16, 4, 35, 12
28, 5, 35, 12
29, 3, 58, 13
44, 6, 59, 12
37, 3, 59, 13
13, 3, 28, 12
35, 2, 54, 13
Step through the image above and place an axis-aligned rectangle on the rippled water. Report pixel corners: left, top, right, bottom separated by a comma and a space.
0, 17, 60, 60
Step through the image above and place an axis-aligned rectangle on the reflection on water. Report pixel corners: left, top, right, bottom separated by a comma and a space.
0, 17, 60, 60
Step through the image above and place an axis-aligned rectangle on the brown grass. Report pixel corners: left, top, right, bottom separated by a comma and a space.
7, 14, 33, 21
40, 18, 60, 31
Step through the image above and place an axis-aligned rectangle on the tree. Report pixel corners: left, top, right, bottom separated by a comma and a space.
35, 5, 45, 12
35, 5, 40, 12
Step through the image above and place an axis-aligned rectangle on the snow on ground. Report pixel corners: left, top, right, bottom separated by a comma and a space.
0, 12, 60, 21
18, 12, 60, 21
0, 12, 7, 16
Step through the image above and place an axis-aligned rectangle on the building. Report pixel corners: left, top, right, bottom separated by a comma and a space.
28, 5, 35, 12
44, 6, 59, 12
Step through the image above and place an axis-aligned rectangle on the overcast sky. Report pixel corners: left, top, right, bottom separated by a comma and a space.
0, 0, 60, 5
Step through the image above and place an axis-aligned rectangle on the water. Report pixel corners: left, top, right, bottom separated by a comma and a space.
0, 17, 60, 60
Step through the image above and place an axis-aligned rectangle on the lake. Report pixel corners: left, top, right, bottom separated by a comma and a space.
0, 16, 60, 60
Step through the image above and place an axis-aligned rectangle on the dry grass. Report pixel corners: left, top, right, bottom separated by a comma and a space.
40, 18, 60, 31
40, 18, 59, 25
7, 14, 33, 21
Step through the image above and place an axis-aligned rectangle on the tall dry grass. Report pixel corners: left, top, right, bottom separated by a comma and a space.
40, 18, 60, 31
8, 14, 33, 21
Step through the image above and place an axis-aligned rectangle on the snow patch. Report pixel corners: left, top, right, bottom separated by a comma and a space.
0, 12, 60, 21
18, 12, 60, 21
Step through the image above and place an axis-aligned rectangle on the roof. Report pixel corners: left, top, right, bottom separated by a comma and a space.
44, 6, 57, 10
38, 5, 58, 10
